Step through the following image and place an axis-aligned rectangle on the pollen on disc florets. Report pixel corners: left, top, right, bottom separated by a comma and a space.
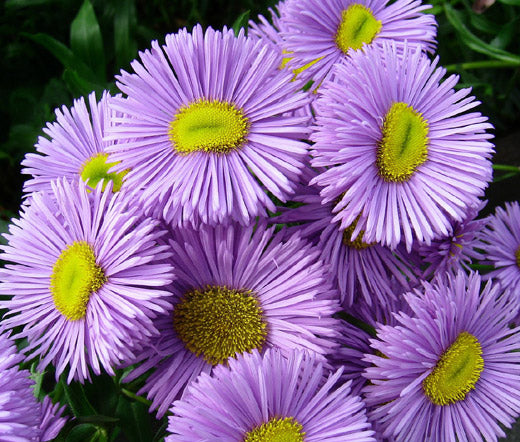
169, 99, 250, 155
80, 153, 128, 192
422, 331, 484, 406
335, 4, 382, 55
342, 218, 373, 249
244, 417, 305, 442
377, 101, 429, 182
333, 196, 373, 249
51, 241, 106, 321
173, 285, 267, 365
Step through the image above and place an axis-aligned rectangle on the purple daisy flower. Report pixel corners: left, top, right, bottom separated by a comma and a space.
167, 348, 375, 441
39, 396, 68, 441
279, 0, 437, 87
248, 4, 323, 120
248, 2, 287, 56
330, 320, 373, 397
0, 179, 174, 383
0, 331, 67, 441
123, 222, 341, 417
107, 25, 311, 227
363, 271, 520, 441
479, 201, 520, 295
331, 281, 413, 396
277, 167, 419, 308
414, 201, 486, 279
22, 91, 129, 195
311, 43, 494, 251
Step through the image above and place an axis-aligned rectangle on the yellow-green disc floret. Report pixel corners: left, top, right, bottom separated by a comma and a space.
336, 4, 382, 54
244, 417, 305, 442
51, 241, 106, 321
169, 99, 249, 155
377, 102, 429, 182
423, 331, 484, 406
173, 285, 267, 365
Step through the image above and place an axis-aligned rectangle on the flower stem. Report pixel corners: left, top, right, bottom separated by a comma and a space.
469, 264, 495, 272
121, 388, 152, 407
445, 60, 520, 72
493, 164, 520, 172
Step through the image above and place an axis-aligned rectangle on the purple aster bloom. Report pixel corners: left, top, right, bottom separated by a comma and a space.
349, 276, 415, 328
123, 222, 341, 417
39, 396, 68, 441
279, 0, 437, 87
248, 2, 288, 55
329, 320, 373, 397
331, 281, 413, 396
22, 91, 129, 195
0, 179, 174, 383
167, 348, 375, 441
107, 25, 312, 227
479, 201, 520, 295
277, 167, 419, 308
363, 271, 520, 441
0, 331, 41, 440
311, 43, 494, 251
414, 200, 486, 279
0, 331, 67, 441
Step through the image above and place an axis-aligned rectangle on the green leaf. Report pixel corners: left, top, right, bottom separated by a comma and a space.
490, 19, 518, 50
498, 0, 520, 5
0, 218, 11, 246
232, 11, 250, 36
115, 398, 153, 442
113, 0, 138, 70
70, 0, 106, 81
78, 415, 119, 425
29, 363, 45, 400
469, 12, 501, 35
5, 0, 58, 7
82, 373, 120, 417
152, 420, 168, 442
66, 424, 107, 442
62, 380, 98, 417
23, 33, 98, 83
444, 4, 520, 64
62, 68, 107, 98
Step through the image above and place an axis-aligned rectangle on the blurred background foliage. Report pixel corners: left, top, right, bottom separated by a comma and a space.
1, 0, 520, 440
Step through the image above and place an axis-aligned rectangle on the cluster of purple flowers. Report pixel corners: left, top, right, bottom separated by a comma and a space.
1, 0, 520, 440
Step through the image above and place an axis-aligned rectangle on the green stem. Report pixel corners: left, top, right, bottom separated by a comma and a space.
469, 264, 495, 272
493, 172, 519, 183
121, 388, 152, 407
445, 60, 520, 72
493, 164, 520, 172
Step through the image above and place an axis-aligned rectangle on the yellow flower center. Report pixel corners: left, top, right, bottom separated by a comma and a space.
169, 99, 249, 155
244, 417, 305, 442
342, 217, 373, 249
51, 241, 106, 321
173, 286, 267, 365
80, 153, 128, 192
335, 4, 382, 54
423, 331, 484, 406
515, 246, 520, 268
377, 102, 429, 182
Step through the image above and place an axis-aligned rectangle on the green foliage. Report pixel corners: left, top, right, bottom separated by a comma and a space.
430, 0, 520, 133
